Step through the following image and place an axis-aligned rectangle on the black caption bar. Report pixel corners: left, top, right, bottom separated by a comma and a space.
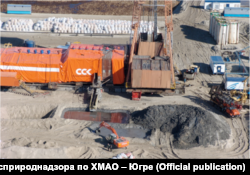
0, 160, 249, 173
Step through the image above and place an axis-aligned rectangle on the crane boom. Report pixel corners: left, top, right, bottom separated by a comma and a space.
154, 0, 157, 41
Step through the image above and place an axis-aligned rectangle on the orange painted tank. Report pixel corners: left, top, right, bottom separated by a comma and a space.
0, 47, 63, 83
0, 44, 125, 85
0, 72, 20, 87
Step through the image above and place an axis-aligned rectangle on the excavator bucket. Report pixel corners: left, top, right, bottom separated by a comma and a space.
95, 128, 101, 134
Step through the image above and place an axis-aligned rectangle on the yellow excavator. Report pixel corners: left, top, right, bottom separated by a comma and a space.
230, 76, 249, 104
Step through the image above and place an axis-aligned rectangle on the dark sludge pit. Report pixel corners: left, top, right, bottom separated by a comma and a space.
61, 108, 150, 139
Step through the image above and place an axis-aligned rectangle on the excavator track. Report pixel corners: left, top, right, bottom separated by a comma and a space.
8, 89, 32, 96
8, 88, 51, 97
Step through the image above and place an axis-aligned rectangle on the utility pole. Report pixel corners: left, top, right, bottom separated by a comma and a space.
153, 0, 157, 41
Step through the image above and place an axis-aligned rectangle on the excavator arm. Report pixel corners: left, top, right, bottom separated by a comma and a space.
95, 121, 119, 139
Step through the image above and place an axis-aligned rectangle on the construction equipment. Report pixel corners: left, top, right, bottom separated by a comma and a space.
126, 0, 145, 88
126, 0, 174, 86
88, 73, 111, 111
183, 65, 200, 82
88, 73, 103, 112
230, 76, 249, 104
95, 121, 129, 150
19, 81, 46, 96
164, 0, 175, 89
209, 85, 241, 118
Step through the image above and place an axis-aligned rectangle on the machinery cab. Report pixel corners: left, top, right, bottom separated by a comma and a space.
189, 65, 200, 73
227, 106, 240, 117
107, 133, 117, 143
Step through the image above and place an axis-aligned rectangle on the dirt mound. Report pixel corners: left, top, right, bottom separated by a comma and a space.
131, 105, 231, 149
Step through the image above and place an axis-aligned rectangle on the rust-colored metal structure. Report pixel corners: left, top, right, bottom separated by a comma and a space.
131, 54, 171, 89
64, 111, 130, 124
126, 0, 176, 89
126, 0, 145, 87
164, 0, 175, 89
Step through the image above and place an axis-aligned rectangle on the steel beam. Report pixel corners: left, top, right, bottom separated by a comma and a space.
154, 0, 157, 41
236, 51, 249, 74
238, 45, 250, 52
225, 72, 249, 75
142, 4, 166, 7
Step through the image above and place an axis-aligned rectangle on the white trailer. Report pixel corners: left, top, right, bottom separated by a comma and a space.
210, 56, 225, 74
204, 0, 241, 10
223, 76, 245, 90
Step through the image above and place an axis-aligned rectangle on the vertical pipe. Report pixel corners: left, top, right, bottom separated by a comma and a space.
209, 13, 212, 34
154, 0, 157, 41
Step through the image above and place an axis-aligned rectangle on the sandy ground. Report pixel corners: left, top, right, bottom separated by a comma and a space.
1, 0, 249, 159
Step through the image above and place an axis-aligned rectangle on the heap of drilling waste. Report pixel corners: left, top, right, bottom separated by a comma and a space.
132, 105, 231, 149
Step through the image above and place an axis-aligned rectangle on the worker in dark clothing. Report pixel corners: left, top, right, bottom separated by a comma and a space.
107, 143, 112, 152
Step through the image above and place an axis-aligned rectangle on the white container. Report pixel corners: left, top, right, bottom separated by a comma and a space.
223, 76, 245, 90
228, 21, 237, 44
210, 56, 225, 75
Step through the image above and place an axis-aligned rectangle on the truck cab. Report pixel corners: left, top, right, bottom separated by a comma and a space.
226, 107, 240, 118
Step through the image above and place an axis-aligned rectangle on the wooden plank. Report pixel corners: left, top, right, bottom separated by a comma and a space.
155, 42, 163, 56
131, 69, 142, 88
151, 71, 162, 88
141, 70, 152, 88
138, 42, 155, 58
161, 71, 171, 88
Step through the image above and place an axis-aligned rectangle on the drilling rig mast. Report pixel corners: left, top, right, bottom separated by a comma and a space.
126, 0, 144, 87
164, 0, 175, 89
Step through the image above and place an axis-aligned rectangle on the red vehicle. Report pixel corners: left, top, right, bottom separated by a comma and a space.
211, 94, 241, 118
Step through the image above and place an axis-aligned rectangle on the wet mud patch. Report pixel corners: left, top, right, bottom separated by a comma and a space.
89, 122, 150, 140
59, 107, 149, 139
61, 107, 130, 124
131, 105, 231, 149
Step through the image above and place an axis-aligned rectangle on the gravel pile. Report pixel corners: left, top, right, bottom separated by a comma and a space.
132, 105, 231, 149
